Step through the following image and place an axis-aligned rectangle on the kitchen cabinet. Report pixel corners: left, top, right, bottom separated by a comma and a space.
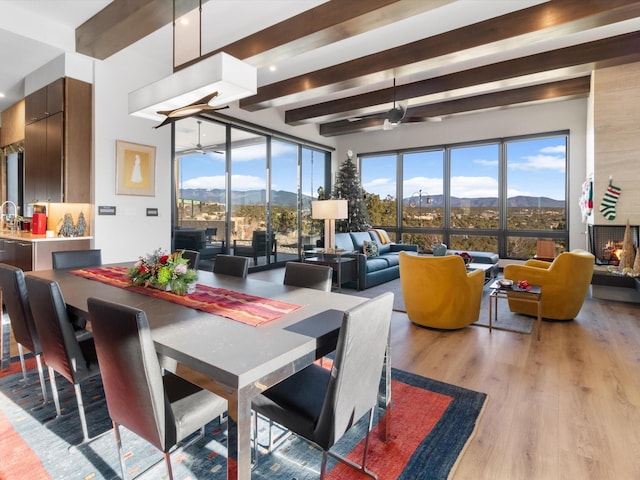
23, 77, 91, 204
24, 78, 64, 125
0, 238, 33, 271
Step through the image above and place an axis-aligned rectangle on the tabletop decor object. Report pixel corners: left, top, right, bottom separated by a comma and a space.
457, 251, 473, 265
127, 248, 197, 295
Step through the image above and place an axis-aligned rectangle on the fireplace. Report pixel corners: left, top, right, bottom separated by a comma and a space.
588, 224, 639, 265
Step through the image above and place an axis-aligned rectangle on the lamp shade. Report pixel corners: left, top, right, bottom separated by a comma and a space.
128, 52, 257, 121
311, 200, 348, 220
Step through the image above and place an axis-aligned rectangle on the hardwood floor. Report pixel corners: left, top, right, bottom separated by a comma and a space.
250, 268, 640, 479
4, 267, 639, 479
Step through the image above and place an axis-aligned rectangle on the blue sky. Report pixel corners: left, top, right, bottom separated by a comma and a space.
179, 135, 566, 201
362, 136, 567, 201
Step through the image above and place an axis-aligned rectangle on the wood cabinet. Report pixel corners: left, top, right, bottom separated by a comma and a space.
24, 78, 64, 125
0, 238, 33, 271
23, 77, 91, 204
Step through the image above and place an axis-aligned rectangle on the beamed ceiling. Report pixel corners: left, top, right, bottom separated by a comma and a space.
43, 1, 640, 137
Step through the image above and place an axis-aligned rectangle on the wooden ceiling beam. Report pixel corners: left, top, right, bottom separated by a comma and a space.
289, 31, 640, 125
319, 76, 593, 136
201, 0, 452, 67
242, 0, 640, 111
75, 0, 208, 60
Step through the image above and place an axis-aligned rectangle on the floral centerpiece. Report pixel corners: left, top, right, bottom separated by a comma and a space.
127, 248, 197, 295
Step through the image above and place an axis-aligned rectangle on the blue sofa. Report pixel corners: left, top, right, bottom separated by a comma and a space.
334, 231, 418, 290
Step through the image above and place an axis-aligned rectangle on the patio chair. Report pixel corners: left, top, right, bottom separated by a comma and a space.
233, 231, 277, 265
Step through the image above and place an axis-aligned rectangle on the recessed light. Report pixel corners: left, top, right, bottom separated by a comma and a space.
269, 65, 277, 72
0, 93, 5, 98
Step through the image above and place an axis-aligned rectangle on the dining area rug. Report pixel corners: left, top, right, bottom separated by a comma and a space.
0, 357, 487, 480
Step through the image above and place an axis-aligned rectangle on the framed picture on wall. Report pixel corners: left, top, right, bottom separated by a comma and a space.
116, 140, 156, 196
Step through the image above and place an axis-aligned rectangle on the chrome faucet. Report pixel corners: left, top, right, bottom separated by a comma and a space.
1, 201, 18, 231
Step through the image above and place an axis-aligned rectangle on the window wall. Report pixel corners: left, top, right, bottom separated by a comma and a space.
360, 131, 568, 259
173, 117, 330, 268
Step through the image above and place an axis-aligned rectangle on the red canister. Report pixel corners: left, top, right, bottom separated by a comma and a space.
32, 213, 47, 235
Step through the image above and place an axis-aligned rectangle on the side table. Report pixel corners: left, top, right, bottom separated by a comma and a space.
304, 254, 357, 291
488, 281, 542, 340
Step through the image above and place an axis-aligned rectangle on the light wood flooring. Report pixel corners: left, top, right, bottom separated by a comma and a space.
250, 268, 640, 480
4, 268, 639, 479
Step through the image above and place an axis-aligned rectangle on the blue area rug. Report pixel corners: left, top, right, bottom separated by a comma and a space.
0, 363, 487, 479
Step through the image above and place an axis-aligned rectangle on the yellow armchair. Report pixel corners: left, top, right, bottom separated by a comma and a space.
399, 252, 484, 329
503, 249, 595, 321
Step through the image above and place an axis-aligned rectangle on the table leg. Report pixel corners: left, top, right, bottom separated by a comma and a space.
378, 332, 392, 442
1, 290, 10, 370
231, 392, 253, 480
488, 293, 494, 333
536, 298, 542, 341
336, 261, 342, 292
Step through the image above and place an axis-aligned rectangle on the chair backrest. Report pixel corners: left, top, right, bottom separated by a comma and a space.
0, 263, 41, 354
252, 230, 276, 253
213, 254, 249, 278
174, 229, 206, 251
24, 276, 92, 384
87, 297, 171, 452
535, 239, 556, 261
283, 262, 333, 291
175, 249, 200, 270
52, 249, 102, 269
315, 292, 393, 447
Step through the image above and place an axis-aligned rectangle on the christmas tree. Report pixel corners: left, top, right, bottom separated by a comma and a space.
332, 150, 370, 232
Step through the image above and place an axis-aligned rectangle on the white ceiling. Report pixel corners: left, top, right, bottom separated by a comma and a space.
1, 0, 639, 139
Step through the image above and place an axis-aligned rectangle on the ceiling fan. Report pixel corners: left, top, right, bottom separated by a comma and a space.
153, 91, 230, 129
382, 78, 407, 130
176, 120, 223, 155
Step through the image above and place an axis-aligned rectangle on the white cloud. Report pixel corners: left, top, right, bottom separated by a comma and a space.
509, 154, 565, 172
450, 176, 498, 198
474, 159, 498, 167
540, 145, 566, 154
182, 174, 266, 190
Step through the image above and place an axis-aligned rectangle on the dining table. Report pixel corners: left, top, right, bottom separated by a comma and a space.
25, 264, 392, 480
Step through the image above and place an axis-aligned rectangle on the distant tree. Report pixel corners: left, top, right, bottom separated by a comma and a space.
332, 151, 370, 232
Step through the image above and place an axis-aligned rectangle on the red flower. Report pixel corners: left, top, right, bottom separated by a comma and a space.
159, 255, 169, 264
139, 265, 148, 273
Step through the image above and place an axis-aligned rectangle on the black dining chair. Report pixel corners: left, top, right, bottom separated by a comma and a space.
283, 262, 333, 292
175, 249, 200, 270
51, 249, 102, 269
0, 263, 48, 405
252, 292, 393, 479
25, 275, 102, 444
212, 254, 249, 278
87, 297, 228, 480
52, 249, 102, 331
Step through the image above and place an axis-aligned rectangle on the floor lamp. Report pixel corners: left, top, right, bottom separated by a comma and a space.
311, 199, 348, 252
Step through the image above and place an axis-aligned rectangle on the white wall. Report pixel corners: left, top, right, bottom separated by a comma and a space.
334, 99, 589, 251
92, 37, 174, 263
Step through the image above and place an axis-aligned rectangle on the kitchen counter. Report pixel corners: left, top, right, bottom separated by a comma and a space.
0, 233, 93, 271
0, 231, 94, 242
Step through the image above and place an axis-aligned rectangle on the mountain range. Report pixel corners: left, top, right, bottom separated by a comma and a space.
179, 189, 565, 208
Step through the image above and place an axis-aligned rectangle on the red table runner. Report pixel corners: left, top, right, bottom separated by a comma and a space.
70, 266, 302, 327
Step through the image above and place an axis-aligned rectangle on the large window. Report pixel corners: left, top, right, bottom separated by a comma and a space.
360, 131, 568, 259
401, 150, 444, 250
360, 154, 397, 239
173, 117, 330, 268
505, 135, 567, 258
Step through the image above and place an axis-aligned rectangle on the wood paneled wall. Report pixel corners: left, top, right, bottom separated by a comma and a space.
0, 100, 25, 147
593, 62, 640, 225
